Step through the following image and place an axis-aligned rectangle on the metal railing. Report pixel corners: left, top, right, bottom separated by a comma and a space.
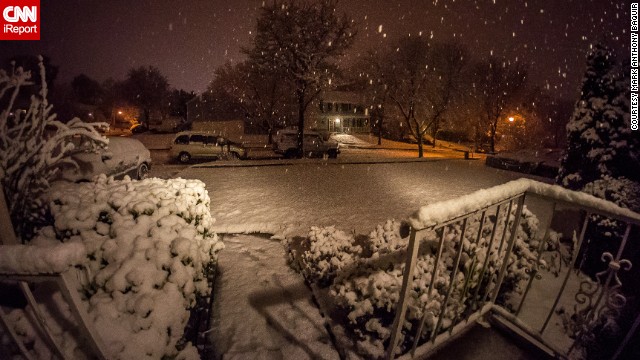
385, 179, 640, 359
0, 267, 109, 360
0, 184, 108, 359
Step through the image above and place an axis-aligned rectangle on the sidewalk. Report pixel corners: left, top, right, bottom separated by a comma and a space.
207, 234, 339, 359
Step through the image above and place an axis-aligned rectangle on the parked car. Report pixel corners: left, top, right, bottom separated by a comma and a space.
55, 137, 152, 182
169, 131, 247, 163
273, 129, 340, 158
130, 123, 148, 134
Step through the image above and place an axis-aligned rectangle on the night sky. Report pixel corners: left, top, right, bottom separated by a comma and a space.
0, 0, 630, 100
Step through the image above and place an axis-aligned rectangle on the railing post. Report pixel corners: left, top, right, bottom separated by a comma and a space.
472, 204, 502, 306
430, 218, 469, 340
18, 281, 67, 359
490, 195, 526, 304
0, 307, 35, 360
58, 271, 109, 360
612, 311, 640, 360
411, 227, 448, 355
516, 202, 557, 316
386, 227, 420, 360
541, 211, 591, 334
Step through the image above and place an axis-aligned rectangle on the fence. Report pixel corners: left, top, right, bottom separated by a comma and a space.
386, 179, 640, 359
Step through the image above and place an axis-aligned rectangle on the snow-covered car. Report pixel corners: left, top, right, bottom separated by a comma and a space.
273, 129, 340, 158
55, 137, 152, 182
169, 131, 247, 163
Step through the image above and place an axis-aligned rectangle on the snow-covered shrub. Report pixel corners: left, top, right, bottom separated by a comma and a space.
365, 219, 408, 257
0, 57, 108, 241
0, 176, 224, 359
300, 207, 541, 359
299, 226, 362, 286
582, 176, 640, 213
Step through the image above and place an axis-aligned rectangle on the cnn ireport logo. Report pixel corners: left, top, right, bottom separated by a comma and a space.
1, 0, 40, 40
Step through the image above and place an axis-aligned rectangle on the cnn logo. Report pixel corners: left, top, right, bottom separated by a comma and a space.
1, 0, 40, 40
3, 6, 37, 22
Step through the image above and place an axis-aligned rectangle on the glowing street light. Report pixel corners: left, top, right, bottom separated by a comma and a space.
508, 116, 515, 122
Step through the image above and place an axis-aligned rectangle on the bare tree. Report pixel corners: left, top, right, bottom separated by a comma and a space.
473, 57, 528, 153
247, 0, 355, 157
424, 41, 468, 148
385, 36, 431, 157
358, 40, 468, 153
212, 61, 293, 144
122, 66, 170, 128
353, 50, 392, 146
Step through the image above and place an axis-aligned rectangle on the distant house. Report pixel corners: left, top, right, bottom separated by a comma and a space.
186, 94, 246, 140
309, 91, 370, 134
186, 90, 371, 141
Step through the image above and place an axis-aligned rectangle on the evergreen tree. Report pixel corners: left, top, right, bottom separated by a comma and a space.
555, 45, 640, 360
556, 44, 638, 190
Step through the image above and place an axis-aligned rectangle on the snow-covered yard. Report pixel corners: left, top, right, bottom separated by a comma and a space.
182, 159, 546, 237
177, 159, 562, 359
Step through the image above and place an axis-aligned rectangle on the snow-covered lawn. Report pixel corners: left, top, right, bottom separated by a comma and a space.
181, 159, 546, 237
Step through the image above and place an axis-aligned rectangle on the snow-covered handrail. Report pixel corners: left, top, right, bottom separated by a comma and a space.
387, 178, 640, 360
0, 242, 87, 275
0, 241, 108, 360
409, 178, 640, 230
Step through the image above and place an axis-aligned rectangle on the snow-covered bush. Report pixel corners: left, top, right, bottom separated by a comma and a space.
0, 57, 108, 241
299, 226, 362, 286
582, 177, 640, 213
294, 207, 541, 358
0, 176, 224, 359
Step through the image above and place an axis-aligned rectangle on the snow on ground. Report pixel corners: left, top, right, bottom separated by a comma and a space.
344, 133, 472, 152
209, 233, 339, 359
181, 159, 546, 237
178, 159, 551, 358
